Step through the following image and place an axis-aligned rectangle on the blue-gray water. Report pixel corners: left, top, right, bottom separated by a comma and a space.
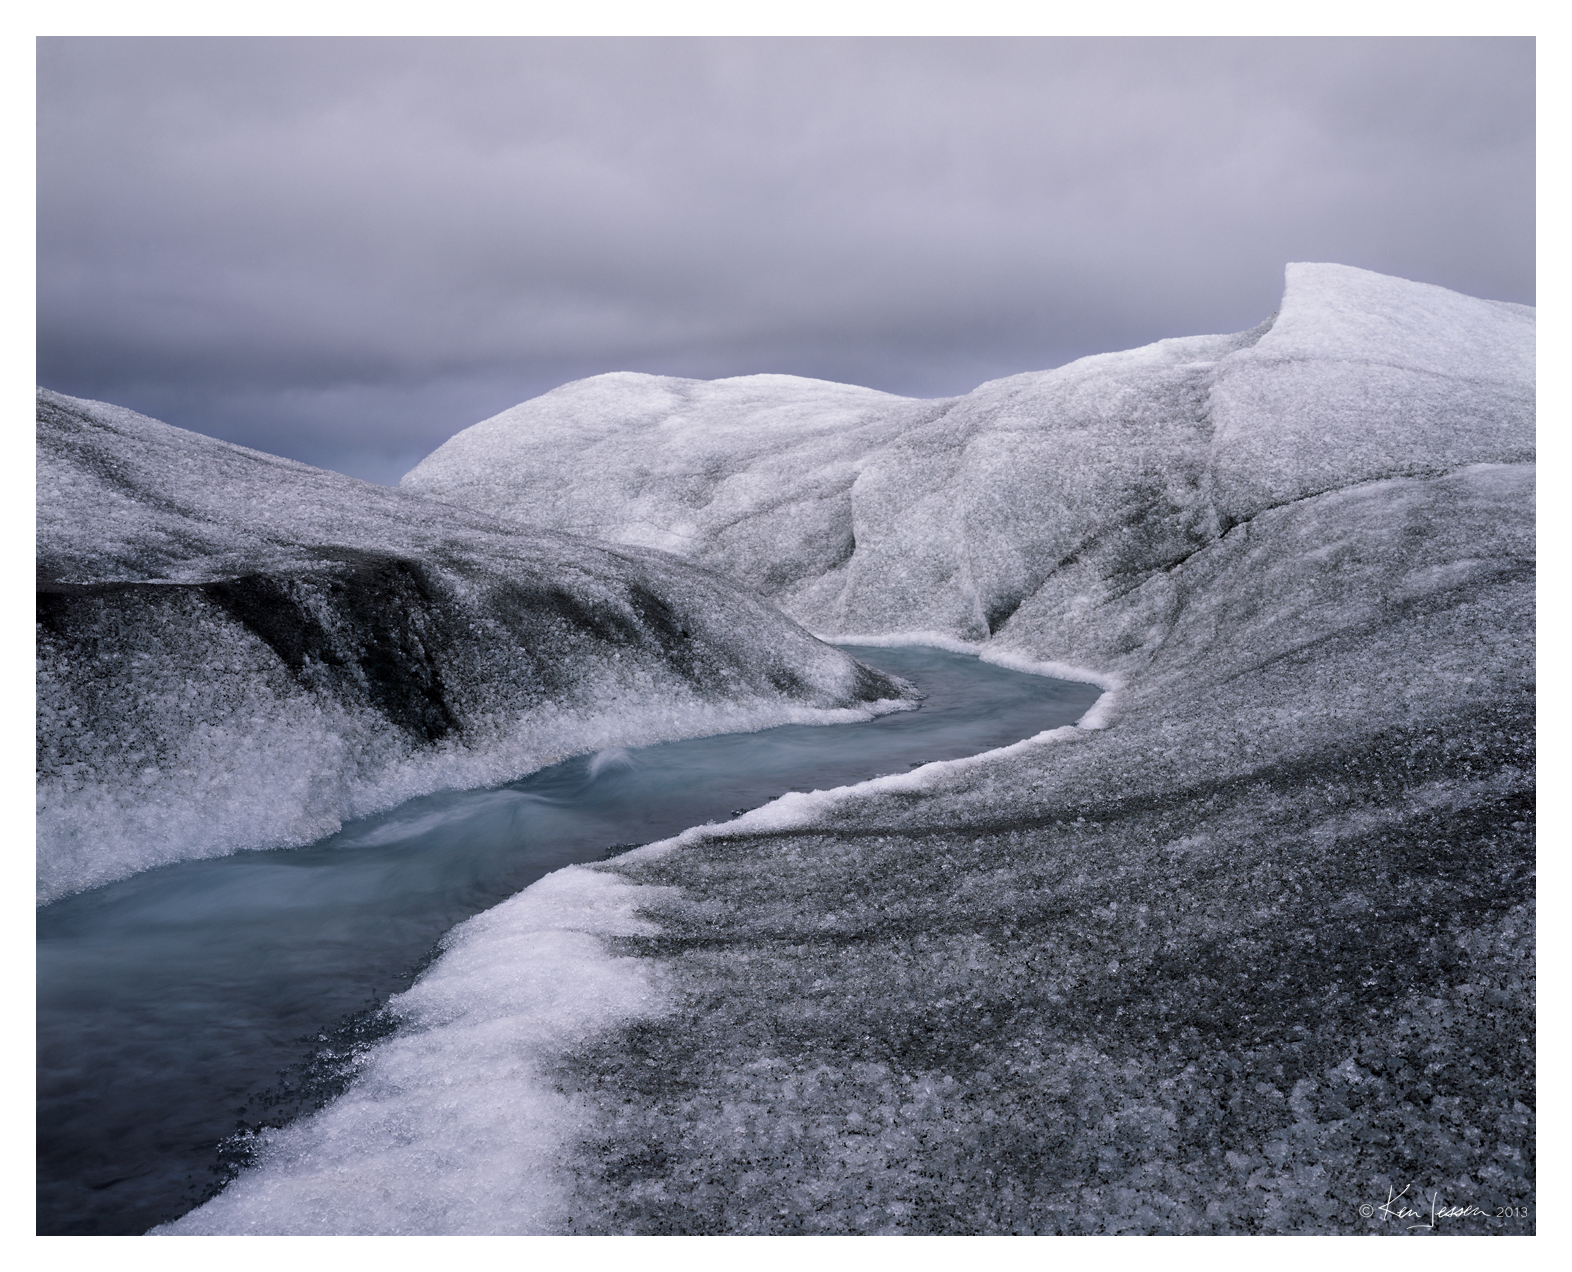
36, 646, 1099, 1235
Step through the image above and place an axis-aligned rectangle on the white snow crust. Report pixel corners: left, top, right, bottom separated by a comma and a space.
36, 392, 917, 903
158, 867, 671, 1235
167, 264, 1538, 1234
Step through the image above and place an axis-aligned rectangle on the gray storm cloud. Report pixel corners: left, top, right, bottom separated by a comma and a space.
37, 37, 1534, 483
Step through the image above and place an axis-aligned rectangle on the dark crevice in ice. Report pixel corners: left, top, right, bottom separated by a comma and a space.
204, 563, 461, 743
984, 594, 1023, 636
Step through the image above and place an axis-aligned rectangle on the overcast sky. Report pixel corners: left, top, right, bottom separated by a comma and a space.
37, 37, 1535, 485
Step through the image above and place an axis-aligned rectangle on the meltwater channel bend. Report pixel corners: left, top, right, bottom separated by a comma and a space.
37, 646, 1100, 1235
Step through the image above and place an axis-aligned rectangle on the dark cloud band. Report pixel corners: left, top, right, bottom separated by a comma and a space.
37, 36, 1535, 484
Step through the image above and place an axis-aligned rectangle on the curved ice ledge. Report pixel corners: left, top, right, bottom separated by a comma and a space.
35, 389, 925, 904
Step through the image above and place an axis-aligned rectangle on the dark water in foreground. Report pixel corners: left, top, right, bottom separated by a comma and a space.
36, 646, 1099, 1235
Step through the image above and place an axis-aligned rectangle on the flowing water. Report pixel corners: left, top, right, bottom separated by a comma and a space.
36, 646, 1100, 1235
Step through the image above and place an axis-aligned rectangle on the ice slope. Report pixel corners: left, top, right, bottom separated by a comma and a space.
171, 265, 1534, 1234
404, 263, 1533, 704
35, 391, 917, 903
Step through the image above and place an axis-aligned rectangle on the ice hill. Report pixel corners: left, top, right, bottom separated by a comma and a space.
35, 391, 918, 903
403, 262, 1534, 705
169, 263, 1535, 1235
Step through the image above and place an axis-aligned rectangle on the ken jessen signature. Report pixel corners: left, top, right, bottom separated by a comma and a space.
1359, 1184, 1530, 1229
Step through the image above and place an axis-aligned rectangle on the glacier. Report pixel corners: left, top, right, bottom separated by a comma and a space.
120, 261, 1533, 1235
402, 262, 1533, 691
35, 391, 919, 904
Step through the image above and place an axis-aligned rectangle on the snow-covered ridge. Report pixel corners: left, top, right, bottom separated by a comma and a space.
35, 390, 919, 903
403, 262, 1533, 722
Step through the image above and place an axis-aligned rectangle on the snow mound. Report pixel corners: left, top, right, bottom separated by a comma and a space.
36, 391, 918, 903
173, 264, 1536, 1233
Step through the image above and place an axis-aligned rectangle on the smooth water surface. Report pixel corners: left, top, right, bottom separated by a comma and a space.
37, 646, 1099, 1234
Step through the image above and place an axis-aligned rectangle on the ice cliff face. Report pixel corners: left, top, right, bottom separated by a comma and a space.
168, 263, 1536, 1234
35, 391, 917, 903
